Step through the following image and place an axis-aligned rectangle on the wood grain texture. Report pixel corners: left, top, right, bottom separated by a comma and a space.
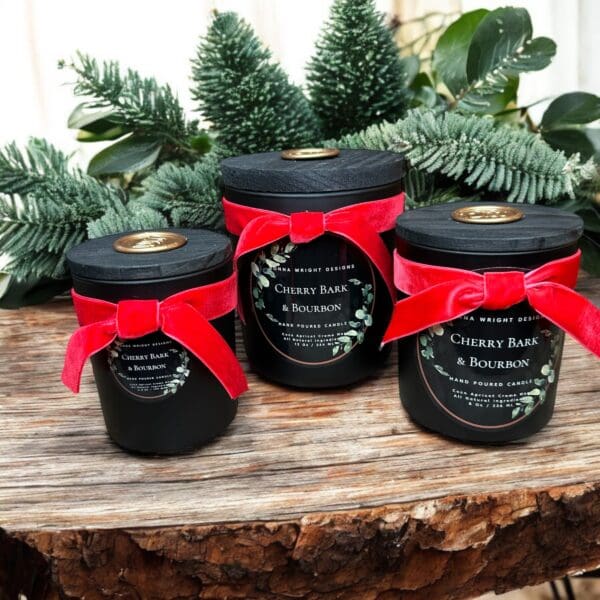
0, 276, 599, 599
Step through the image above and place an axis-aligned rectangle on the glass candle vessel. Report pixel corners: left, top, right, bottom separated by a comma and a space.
394, 202, 583, 443
66, 229, 240, 454
221, 148, 404, 388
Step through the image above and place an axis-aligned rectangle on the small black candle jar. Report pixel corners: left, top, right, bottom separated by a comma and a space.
221, 148, 404, 388
394, 202, 583, 443
66, 229, 239, 454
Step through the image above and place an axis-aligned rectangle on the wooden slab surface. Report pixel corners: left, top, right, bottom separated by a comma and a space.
1, 277, 599, 599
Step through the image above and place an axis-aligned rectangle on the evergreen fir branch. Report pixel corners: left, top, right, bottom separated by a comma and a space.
138, 154, 223, 229
306, 0, 409, 138
191, 12, 321, 155
62, 52, 198, 146
87, 201, 168, 239
332, 109, 596, 203
0, 138, 124, 280
0, 138, 70, 195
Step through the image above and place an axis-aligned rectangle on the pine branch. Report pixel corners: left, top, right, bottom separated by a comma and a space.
306, 0, 409, 138
191, 12, 321, 155
0, 138, 70, 195
137, 154, 223, 229
0, 138, 124, 280
87, 201, 168, 239
332, 109, 596, 203
62, 52, 198, 147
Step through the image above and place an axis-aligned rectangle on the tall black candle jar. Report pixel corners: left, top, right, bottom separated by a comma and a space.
221, 148, 405, 388
393, 202, 583, 443
65, 229, 240, 454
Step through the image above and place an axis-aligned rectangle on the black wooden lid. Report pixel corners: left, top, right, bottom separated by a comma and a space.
221, 149, 405, 193
396, 202, 583, 253
67, 228, 232, 282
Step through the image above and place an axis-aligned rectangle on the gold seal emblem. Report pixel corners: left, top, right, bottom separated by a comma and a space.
451, 205, 524, 224
281, 147, 340, 160
113, 231, 188, 253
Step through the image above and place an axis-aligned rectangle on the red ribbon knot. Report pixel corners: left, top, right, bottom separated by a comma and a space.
382, 249, 600, 358
290, 211, 325, 243
116, 299, 160, 338
62, 273, 247, 399
482, 271, 526, 309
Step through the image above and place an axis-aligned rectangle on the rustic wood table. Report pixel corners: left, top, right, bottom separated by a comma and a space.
1, 277, 600, 600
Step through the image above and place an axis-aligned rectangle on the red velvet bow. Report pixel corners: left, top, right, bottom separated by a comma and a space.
222, 193, 405, 301
382, 249, 600, 357
62, 273, 248, 399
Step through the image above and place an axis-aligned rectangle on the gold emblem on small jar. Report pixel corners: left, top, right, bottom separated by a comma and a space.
281, 147, 340, 160
451, 205, 524, 224
113, 231, 188, 253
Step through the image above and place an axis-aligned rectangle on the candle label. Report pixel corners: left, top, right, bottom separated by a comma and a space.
417, 302, 563, 428
249, 236, 376, 364
107, 333, 190, 399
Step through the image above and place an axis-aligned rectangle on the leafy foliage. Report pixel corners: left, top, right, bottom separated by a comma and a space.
395, 110, 595, 203
458, 7, 555, 112
0, 138, 124, 280
306, 0, 409, 137
62, 53, 208, 175
138, 155, 223, 229
333, 110, 596, 203
191, 12, 320, 155
63, 52, 197, 144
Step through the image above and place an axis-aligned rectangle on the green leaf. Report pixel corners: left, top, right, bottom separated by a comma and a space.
87, 135, 162, 176
76, 125, 129, 142
577, 208, 600, 233
585, 128, 600, 159
542, 129, 595, 160
400, 55, 420, 86
459, 76, 519, 115
67, 103, 116, 130
464, 8, 555, 100
580, 234, 600, 276
433, 9, 489, 97
413, 86, 439, 109
541, 92, 600, 130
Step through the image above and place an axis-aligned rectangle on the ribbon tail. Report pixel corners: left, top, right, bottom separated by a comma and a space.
382, 281, 481, 345
61, 320, 117, 393
233, 217, 289, 323
528, 283, 600, 357
328, 223, 396, 300
163, 304, 248, 399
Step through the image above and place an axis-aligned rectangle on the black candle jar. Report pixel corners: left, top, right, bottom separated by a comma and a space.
65, 229, 240, 454
221, 148, 405, 388
393, 202, 583, 443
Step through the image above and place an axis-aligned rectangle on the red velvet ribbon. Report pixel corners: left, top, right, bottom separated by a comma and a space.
382, 249, 600, 357
222, 193, 405, 302
62, 273, 248, 399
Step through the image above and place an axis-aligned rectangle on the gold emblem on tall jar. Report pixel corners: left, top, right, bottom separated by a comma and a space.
281, 148, 340, 160
451, 205, 524, 224
113, 231, 188, 253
